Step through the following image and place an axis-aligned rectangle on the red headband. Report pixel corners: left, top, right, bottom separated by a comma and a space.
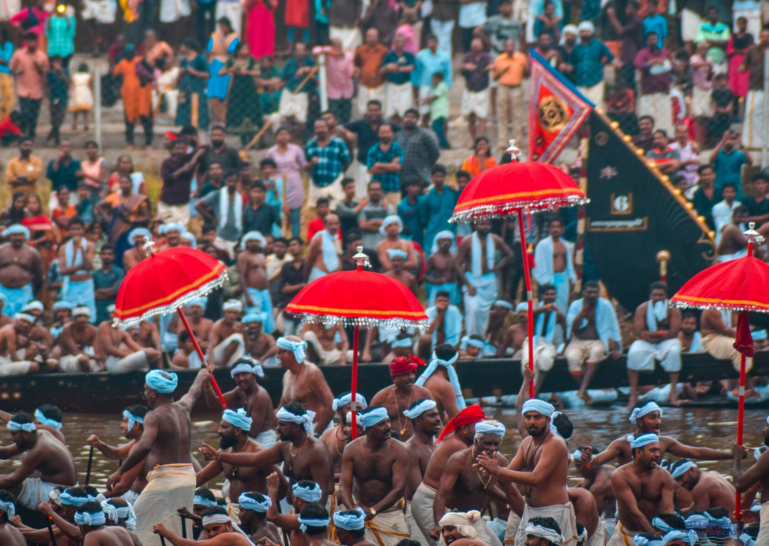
437, 405, 486, 442
389, 356, 418, 376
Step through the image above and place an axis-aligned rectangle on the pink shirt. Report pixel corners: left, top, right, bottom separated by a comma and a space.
690, 53, 713, 90
395, 24, 418, 55
266, 144, 308, 210
10, 49, 49, 100
326, 51, 355, 100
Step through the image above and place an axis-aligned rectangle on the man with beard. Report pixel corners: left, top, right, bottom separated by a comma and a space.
87, 405, 150, 504
0, 412, 76, 510
521, 517, 564, 546
334, 508, 378, 546
581, 401, 734, 467
394, 109, 440, 189
244, 315, 278, 364
0, 491, 24, 545
404, 399, 442, 546
571, 448, 615, 535
321, 392, 368, 479
678, 312, 704, 353
340, 407, 411, 546
0, 225, 43, 316
670, 459, 735, 514
160, 222, 185, 250
238, 491, 281, 544
204, 358, 277, 447
432, 421, 512, 546
475, 400, 575, 546
200, 402, 334, 505
370, 356, 434, 441
196, 408, 285, 523
411, 406, 486, 546
207, 299, 247, 368
606, 434, 674, 546
416, 344, 464, 422
75, 501, 142, 546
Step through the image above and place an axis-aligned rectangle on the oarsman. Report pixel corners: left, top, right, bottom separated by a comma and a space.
571, 449, 615, 534
204, 358, 277, 446
0, 225, 42, 316
415, 344, 464, 422
155, 506, 251, 545
475, 399, 576, 546
0, 412, 77, 509
626, 282, 683, 408
238, 491, 282, 543
306, 214, 343, 281
524, 285, 568, 397
265, 472, 322, 544
264, 503, 336, 546
439, 511, 493, 546
432, 420, 513, 546
425, 231, 460, 306
196, 408, 284, 522
581, 401, 734, 467
208, 299, 247, 367
0, 313, 43, 376
669, 459, 735, 514
200, 402, 334, 505
58, 218, 97, 319
521, 518, 564, 546
123, 228, 153, 272
87, 405, 150, 503
0, 492, 27, 546
244, 314, 278, 364
320, 392, 368, 478
31, 486, 89, 544
404, 399, 442, 546
607, 434, 674, 546
370, 356, 435, 441
377, 215, 418, 272
30, 405, 66, 443
334, 508, 378, 546
733, 415, 769, 542
456, 220, 513, 337
58, 307, 102, 372
411, 406, 487, 546
568, 487, 604, 546
102, 497, 138, 530
532, 218, 576, 315
276, 336, 335, 433
238, 232, 275, 333
75, 501, 142, 545
340, 407, 411, 546
105, 369, 209, 546
96, 307, 160, 373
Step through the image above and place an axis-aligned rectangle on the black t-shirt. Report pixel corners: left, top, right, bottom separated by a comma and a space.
344, 118, 402, 165
199, 146, 244, 176
744, 195, 769, 217
243, 203, 281, 237
280, 259, 305, 307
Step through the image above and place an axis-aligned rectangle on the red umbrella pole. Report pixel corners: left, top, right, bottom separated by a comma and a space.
350, 325, 360, 439
177, 308, 228, 408
517, 212, 535, 398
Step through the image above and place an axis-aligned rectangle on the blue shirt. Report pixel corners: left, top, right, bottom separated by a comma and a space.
412, 48, 452, 88
714, 148, 748, 199
366, 141, 404, 194
642, 15, 668, 49
571, 39, 614, 88
305, 137, 351, 187
398, 196, 423, 245
0, 42, 13, 75
382, 50, 416, 86
418, 185, 459, 255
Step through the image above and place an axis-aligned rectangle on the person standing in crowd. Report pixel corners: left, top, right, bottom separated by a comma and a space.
113, 44, 153, 150
47, 141, 82, 209
305, 119, 352, 207
461, 137, 496, 177
98, 174, 150, 268
358, 180, 393, 249
458, 0, 486, 53
221, 43, 262, 146
325, 38, 355, 123
278, 42, 316, 142
604, 0, 642, 88
45, 5, 76, 68
741, 28, 769, 150
354, 29, 389, 119
382, 34, 415, 125
367, 123, 404, 207
46, 56, 68, 146
413, 35, 452, 130
344, 99, 399, 198
245, 0, 274, 59
206, 17, 238, 123
5, 137, 42, 195
196, 171, 244, 259
491, 39, 528, 152
10, 32, 49, 139
572, 21, 614, 109
59, 217, 97, 320
419, 164, 458, 256
634, 32, 673, 136
395, 108, 440, 187
267, 127, 307, 238
328, 0, 361, 50
361, 0, 399, 47
431, 0, 459, 57
159, 139, 208, 227
727, 16, 752, 100
92, 245, 124, 324
460, 38, 492, 142
0, 27, 15, 124
176, 39, 209, 131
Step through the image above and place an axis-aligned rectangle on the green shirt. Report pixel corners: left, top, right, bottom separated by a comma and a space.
695, 22, 730, 63
430, 82, 449, 120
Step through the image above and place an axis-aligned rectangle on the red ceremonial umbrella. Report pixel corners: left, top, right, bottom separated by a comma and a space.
451, 155, 588, 396
670, 224, 769, 520
113, 242, 229, 407
285, 249, 428, 438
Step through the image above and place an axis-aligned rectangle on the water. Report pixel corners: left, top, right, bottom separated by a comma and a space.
1, 407, 764, 490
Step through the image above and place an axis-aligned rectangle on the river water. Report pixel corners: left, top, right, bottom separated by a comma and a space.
0, 407, 765, 490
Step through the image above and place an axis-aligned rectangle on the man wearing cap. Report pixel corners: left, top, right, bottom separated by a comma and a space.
58, 217, 97, 322
207, 299, 247, 368
238, 232, 275, 334
340, 406, 411, 546
670, 459, 735, 514
412, 405, 486, 546
606, 434, 674, 546
475, 399, 576, 546
0, 224, 43, 317
106, 369, 208, 545
204, 357, 277, 447
0, 491, 24, 545
370, 356, 434, 441
321, 392, 368, 478
58, 307, 102, 373
96, 306, 160, 373
377, 215, 418, 273
122, 228, 153, 273
432, 420, 513, 546
572, 21, 616, 109
532, 218, 576, 317
155, 505, 251, 545
415, 344, 464, 422
425, 231, 460, 306
244, 314, 278, 365
439, 510, 496, 546
276, 336, 336, 434
0, 412, 77, 510
0, 313, 44, 376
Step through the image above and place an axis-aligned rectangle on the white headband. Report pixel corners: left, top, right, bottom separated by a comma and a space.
525, 523, 564, 545
202, 514, 232, 527
629, 402, 662, 423
671, 461, 696, 480
231, 359, 265, 378
522, 399, 555, 417
332, 392, 368, 412
403, 399, 437, 419
276, 407, 316, 435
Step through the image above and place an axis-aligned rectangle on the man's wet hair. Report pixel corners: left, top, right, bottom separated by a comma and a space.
37, 405, 62, 423
434, 343, 457, 361
337, 509, 366, 538
528, 517, 562, 537
669, 459, 694, 477
282, 402, 308, 416
83, 485, 99, 498
653, 513, 686, 531
540, 283, 556, 294
705, 507, 729, 520
553, 413, 573, 440
76, 501, 106, 526
195, 488, 216, 503
300, 503, 329, 535
10, 411, 34, 427
125, 405, 149, 429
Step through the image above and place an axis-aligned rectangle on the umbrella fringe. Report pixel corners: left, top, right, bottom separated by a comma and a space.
670, 301, 769, 313
112, 271, 229, 328
450, 196, 590, 223
293, 313, 428, 330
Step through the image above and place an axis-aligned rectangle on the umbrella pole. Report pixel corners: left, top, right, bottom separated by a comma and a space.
351, 325, 360, 440
517, 212, 535, 398
736, 349, 746, 521
177, 308, 228, 408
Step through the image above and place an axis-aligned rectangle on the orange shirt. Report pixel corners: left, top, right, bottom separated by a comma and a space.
354, 44, 389, 88
461, 155, 498, 178
493, 52, 528, 87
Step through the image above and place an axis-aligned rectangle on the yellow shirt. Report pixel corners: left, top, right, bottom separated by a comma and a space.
493, 52, 528, 87
5, 155, 43, 194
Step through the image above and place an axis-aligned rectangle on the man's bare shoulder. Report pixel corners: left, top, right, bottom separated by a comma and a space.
413, 385, 435, 400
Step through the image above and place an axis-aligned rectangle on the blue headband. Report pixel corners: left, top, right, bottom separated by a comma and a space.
8, 420, 36, 432
35, 408, 62, 430
242, 313, 267, 324
60, 490, 90, 506
494, 300, 514, 310
572, 449, 582, 461
630, 433, 659, 449
359, 407, 389, 429
386, 248, 408, 260
522, 399, 555, 418
188, 297, 207, 308
277, 337, 307, 363
292, 482, 322, 503
129, 228, 152, 242
334, 509, 366, 531
629, 402, 662, 423
74, 510, 106, 527
101, 500, 136, 531
391, 337, 413, 348
145, 370, 178, 393
475, 421, 506, 437
223, 408, 253, 431
2, 224, 29, 238
239, 492, 272, 512
332, 392, 368, 412
671, 461, 696, 480
160, 222, 184, 235
242, 231, 266, 246
54, 301, 74, 311
403, 399, 437, 419
181, 231, 197, 248
231, 359, 265, 378
299, 516, 331, 532
194, 495, 218, 508
123, 409, 144, 431
461, 336, 485, 350
663, 530, 696, 546
754, 329, 767, 340
276, 407, 316, 435
685, 515, 709, 530
652, 517, 672, 532
634, 535, 664, 546
379, 215, 403, 236
516, 302, 528, 313
0, 499, 15, 519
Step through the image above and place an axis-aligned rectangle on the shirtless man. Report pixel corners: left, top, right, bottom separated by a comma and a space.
276, 336, 335, 433
303, 320, 350, 365
87, 405, 149, 504
433, 421, 512, 546
377, 215, 418, 272
334, 508, 378, 546
171, 331, 200, 369
385, 250, 418, 295
439, 511, 493, 546
416, 344, 463, 422
0, 314, 42, 376
425, 231, 460, 307
0, 225, 42, 316
196, 409, 284, 522
160, 222, 184, 250
155, 506, 250, 546
105, 369, 208, 546
238, 232, 274, 334
0, 412, 77, 510
497, 304, 528, 357
122, 228, 153, 273
607, 434, 674, 545
733, 417, 769, 541
568, 487, 603, 546
340, 407, 411, 546
96, 307, 160, 373
204, 358, 277, 446
75, 501, 142, 546
678, 312, 703, 353
670, 459, 735, 514
244, 315, 277, 363
717, 206, 753, 262
572, 448, 615, 528
58, 307, 102, 372
0, 491, 24, 546
178, 299, 213, 352
200, 402, 334, 505
412, 406, 487, 546
321, 392, 368, 479
475, 399, 575, 546
58, 218, 97, 319
238, 491, 282, 544
700, 308, 751, 395
305, 214, 342, 281
208, 300, 247, 367
485, 301, 516, 354
370, 356, 435, 441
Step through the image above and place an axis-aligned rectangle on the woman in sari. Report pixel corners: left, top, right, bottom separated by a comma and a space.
107, 154, 147, 195
221, 41, 262, 145
22, 194, 54, 306
0, 191, 27, 229
97, 173, 150, 268
460, 136, 497, 177
727, 16, 753, 98
0, 27, 15, 123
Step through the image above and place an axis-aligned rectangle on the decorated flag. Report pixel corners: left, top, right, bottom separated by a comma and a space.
529, 49, 594, 163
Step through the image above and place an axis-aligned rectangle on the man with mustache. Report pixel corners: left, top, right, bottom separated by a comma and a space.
320, 392, 368, 480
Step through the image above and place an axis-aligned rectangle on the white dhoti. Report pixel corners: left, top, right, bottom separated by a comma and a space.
309, 174, 346, 210
216, 0, 242, 34
134, 464, 195, 546
606, 522, 636, 546
211, 333, 246, 367
577, 82, 605, 110
122, 490, 140, 504
703, 333, 752, 372
105, 350, 151, 374
17, 477, 64, 509
407, 501, 430, 546
357, 84, 387, 117
627, 338, 682, 373
564, 339, 606, 373
744, 90, 766, 150
461, 88, 490, 119
681, 8, 703, 41
411, 483, 438, 546
365, 500, 411, 546
504, 511, 521, 543
418, 85, 433, 116
353, 161, 372, 200
0, 355, 32, 376
330, 26, 361, 50
514, 503, 577, 546
59, 347, 100, 373
757, 502, 769, 546
303, 330, 352, 365
552, 271, 571, 317
386, 82, 415, 118
586, 518, 608, 546
159, 0, 191, 23
602, 516, 616, 537
522, 338, 557, 374
279, 89, 309, 123
81, 0, 116, 22
463, 272, 497, 337
254, 429, 278, 447
692, 86, 713, 117
638, 92, 673, 135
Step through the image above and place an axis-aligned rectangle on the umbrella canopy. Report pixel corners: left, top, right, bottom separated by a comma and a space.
450, 161, 588, 222
113, 246, 228, 328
